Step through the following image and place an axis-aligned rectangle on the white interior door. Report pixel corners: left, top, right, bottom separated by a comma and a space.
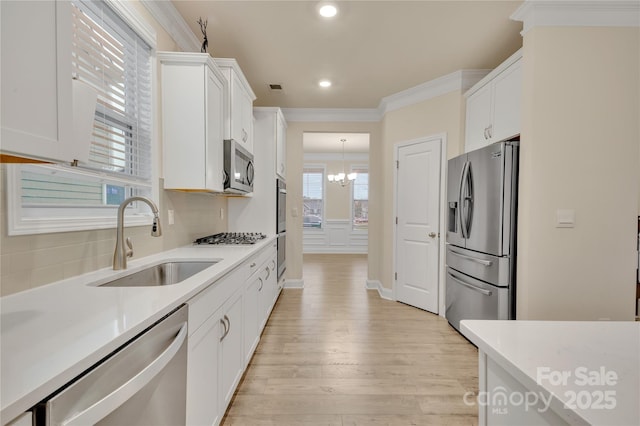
395, 138, 441, 313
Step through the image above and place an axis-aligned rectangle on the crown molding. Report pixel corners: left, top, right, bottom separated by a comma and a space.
281, 108, 381, 123
465, 49, 523, 97
105, 0, 157, 48
511, 0, 640, 35
140, 0, 200, 52
283, 69, 490, 123
378, 69, 489, 115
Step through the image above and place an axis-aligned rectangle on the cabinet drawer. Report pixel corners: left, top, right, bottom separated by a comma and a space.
187, 266, 247, 335
246, 245, 277, 276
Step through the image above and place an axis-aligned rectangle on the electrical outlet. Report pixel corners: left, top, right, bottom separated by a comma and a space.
167, 210, 175, 225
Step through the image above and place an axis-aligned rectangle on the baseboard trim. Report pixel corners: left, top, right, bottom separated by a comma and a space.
303, 247, 368, 254
284, 279, 304, 289
365, 280, 394, 301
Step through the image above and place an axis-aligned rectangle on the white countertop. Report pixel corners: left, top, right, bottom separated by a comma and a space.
0, 237, 275, 424
461, 320, 640, 426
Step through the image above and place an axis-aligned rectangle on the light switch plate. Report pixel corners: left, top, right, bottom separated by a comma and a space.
167, 210, 175, 225
556, 209, 575, 228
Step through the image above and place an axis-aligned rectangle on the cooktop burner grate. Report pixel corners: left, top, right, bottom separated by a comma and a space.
194, 232, 267, 245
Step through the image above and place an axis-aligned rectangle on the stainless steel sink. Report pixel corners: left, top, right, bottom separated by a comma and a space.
99, 261, 218, 287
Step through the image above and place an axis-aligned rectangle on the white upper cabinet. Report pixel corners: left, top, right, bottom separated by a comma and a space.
214, 58, 256, 154
160, 52, 226, 192
229, 108, 286, 234
465, 50, 522, 152
1, 1, 96, 163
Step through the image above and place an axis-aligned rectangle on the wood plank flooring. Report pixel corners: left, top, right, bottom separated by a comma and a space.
221, 254, 479, 426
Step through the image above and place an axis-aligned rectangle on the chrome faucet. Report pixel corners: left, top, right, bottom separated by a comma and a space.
113, 196, 162, 270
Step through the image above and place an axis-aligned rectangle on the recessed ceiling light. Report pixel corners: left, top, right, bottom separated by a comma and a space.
318, 79, 332, 88
318, 3, 338, 18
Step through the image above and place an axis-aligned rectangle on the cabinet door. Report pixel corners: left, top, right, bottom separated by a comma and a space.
206, 67, 225, 192
464, 83, 493, 153
239, 82, 254, 153
220, 290, 244, 411
230, 72, 251, 150
243, 274, 261, 367
162, 62, 206, 189
1, 1, 76, 162
187, 309, 221, 426
276, 113, 286, 178
261, 256, 278, 330
492, 59, 522, 143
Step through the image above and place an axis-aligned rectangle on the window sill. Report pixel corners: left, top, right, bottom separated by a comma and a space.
7, 214, 154, 236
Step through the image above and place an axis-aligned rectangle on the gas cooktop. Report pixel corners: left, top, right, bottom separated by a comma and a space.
194, 232, 267, 245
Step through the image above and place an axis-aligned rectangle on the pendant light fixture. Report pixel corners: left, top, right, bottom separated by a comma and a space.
327, 138, 357, 187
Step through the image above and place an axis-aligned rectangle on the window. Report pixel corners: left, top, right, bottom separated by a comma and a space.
302, 167, 324, 229
8, 0, 156, 235
352, 167, 368, 230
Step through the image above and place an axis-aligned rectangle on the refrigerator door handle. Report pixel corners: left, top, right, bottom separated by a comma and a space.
463, 162, 474, 236
447, 271, 493, 296
449, 249, 493, 266
459, 161, 469, 238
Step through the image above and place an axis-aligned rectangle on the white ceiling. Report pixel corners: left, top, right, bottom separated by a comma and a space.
171, 0, 524, 109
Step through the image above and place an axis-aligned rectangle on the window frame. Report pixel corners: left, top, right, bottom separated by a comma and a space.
350, 164, 369, 232
6, 0, 158, 236
302, 164, 326, 232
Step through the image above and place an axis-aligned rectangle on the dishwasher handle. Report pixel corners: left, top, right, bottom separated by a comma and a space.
61, 321, 188, 426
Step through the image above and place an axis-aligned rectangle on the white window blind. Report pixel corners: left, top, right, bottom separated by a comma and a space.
71, 0, 152, 182
8, 0, 156, 235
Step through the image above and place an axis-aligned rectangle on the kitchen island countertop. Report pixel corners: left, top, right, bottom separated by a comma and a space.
0, 237, 276, 425
461, 320, 640, 425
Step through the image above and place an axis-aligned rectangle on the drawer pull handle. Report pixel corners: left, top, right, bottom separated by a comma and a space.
449, 250, 492, 266
220, 315, 230, 341
448, 272, 492, 296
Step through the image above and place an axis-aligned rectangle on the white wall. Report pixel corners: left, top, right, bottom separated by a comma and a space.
376, 91, 466, 290
517, 26, 639, 320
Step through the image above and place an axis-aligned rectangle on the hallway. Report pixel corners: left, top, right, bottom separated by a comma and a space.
222, 254, 479, 425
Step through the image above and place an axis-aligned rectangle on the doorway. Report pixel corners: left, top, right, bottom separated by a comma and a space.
394, 135, 445, 314
302, 132, 370, 254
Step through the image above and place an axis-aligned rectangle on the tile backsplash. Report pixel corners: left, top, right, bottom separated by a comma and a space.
0, 166, 227, 296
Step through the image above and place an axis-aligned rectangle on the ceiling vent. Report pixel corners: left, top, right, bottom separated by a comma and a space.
269, 83, 283, 92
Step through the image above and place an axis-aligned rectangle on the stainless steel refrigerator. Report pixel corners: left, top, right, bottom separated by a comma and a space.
445, 140, 519, 332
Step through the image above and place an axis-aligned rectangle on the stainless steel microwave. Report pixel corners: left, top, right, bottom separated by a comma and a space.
224, 139, 254, 194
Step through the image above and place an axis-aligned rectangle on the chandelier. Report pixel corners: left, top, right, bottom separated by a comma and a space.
327, 138, 357, 187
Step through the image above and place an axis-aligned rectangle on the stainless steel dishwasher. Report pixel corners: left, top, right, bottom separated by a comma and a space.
34, 304, 188, 426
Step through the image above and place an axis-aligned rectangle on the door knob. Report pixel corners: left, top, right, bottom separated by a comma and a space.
428, 232, 437, 238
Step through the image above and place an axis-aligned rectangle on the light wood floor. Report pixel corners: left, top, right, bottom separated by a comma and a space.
221, 254, 479, 426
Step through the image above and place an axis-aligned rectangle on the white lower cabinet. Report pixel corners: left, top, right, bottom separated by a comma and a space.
260, 256, 278, 331
243, 270, 262, 367
243, 246, 278, 366
186, 244, 281, 425
187, 307, 221, 426
6, 412, 32, 426
219, 290, 244, 410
